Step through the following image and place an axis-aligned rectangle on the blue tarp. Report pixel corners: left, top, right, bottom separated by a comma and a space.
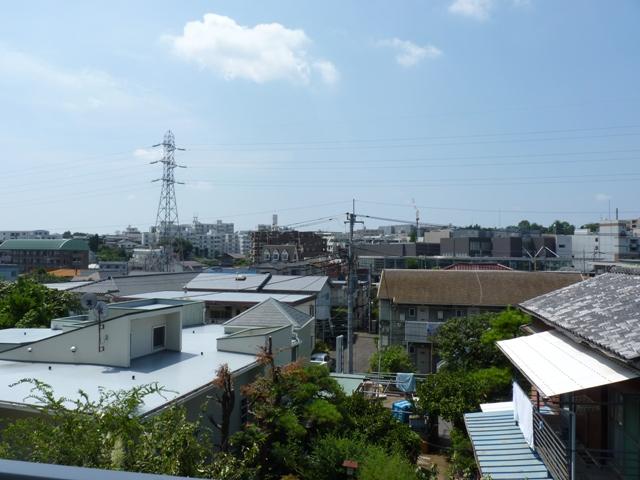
392, 400, 412, 423
395, 372, 416, 393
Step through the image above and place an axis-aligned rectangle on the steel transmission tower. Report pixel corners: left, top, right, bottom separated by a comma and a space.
151, 130, 185, 245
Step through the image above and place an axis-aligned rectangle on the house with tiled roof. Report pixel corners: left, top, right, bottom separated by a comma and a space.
377, 269, 585, 373
464, 273, 640, 480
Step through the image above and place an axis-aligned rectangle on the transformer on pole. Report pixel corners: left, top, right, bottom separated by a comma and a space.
151, 130, 185, 245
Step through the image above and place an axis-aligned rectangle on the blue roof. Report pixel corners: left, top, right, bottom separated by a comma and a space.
464, 410, 551, 480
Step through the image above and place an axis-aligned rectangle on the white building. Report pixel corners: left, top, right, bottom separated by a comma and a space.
0, 296, 313, 440
0, 230, 61, 242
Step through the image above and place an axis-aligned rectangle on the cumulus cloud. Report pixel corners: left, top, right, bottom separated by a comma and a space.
165, 13, 337, 85
595, 193, 612, 202
449, 0, 494, 20
378, 38, 442, 67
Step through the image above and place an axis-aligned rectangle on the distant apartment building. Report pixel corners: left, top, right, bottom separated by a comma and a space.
0, 230, 60, 242
250, 230, 327, 262
0, 239, 89, 273
571, 220, 640, 269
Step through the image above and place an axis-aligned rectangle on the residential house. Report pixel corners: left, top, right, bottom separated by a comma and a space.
221, 297, 315, 363
377, 269, 584, 373
465, 273, 640, 480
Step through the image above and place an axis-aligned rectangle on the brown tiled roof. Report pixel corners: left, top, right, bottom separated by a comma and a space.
378, 269, 585, 307
443, 263, 513, 271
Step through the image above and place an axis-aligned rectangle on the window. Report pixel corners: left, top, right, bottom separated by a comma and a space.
309, 305, 315, 316
437, 310, 444, 320
272, 251, 279, 261
281, 250, 289, 261
408, 308, 416, 317
153, 325, 165, 349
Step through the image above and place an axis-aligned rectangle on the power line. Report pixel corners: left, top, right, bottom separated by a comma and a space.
185, 124, 640, 148
185, 132, 640, 153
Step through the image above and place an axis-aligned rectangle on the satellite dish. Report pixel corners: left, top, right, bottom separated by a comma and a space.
81, 293, 98, 310
95, 301, 109, 318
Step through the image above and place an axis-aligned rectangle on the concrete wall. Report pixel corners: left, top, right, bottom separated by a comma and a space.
315, 283, 331, 321
296, 320, 315, 360
130, 313, 180, 360
217, 325, 292, 366
0, 317, 132, 367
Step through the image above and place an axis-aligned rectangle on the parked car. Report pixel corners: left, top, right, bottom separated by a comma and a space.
310, 352, 335, 371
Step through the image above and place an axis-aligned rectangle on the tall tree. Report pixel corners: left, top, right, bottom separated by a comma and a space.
209, 363, 235, 452
0, 277, 80, 329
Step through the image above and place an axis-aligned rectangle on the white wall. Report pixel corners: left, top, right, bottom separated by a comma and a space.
0, 318, 132, 367
130, 313, 180, 360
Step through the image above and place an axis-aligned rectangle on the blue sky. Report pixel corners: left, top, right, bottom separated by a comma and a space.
1, 0, 639, 233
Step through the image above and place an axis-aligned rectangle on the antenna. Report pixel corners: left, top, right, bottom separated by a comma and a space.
80, 293, 98, 310
81, 294, 107, 352
411, 198, 420, 242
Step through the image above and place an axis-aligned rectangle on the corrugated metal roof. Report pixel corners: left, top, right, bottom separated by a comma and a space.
186, 273, 270, 291
497, 330, 639, 397
263, 275, 329, 293
70, 273, 199, 297
0, 239, 89, 251
124, 290, 314, 305
378, 270, 584, 306
224, 298, 312, 328
521, 273, 640, 362
464, 409, 551, 480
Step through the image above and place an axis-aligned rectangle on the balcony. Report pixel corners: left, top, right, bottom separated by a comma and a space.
404, 321, 442, 344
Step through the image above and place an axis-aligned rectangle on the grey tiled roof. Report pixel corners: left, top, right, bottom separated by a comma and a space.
224, 298, 312, 329
521, 273, 640, 362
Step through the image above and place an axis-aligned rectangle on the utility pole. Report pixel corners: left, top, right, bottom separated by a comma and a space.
345, 199, 363, 374
151, 130, 186, 270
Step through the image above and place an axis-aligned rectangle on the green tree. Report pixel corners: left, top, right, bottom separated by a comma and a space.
0, 277, 81, 329
62, 230, 72, 239
97, 245, 130, 261
581, 222, 599, 233
88, 234, 102, 253
308, 435, 431, 480
547, 220, 575, 235
369, 344, 415, 373
0, 379, 209, 477
435, 314, 494, 371
172, 238, 194, 260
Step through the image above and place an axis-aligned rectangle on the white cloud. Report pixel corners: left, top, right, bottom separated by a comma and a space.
449, 0, 529, 20
133, 148, 162, 162
449, 0, 494, 20
378, 38, 442, 67
595, 193, 612, 202
0, 45, 172, 113
166, 13, 337, 85
187, 181, 214, 191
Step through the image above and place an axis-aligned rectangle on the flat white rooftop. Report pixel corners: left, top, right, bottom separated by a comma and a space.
127, 290, 314, 304
0, 324, 256, 415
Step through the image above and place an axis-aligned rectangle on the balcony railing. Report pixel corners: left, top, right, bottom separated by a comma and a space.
533, 408, 572, 480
